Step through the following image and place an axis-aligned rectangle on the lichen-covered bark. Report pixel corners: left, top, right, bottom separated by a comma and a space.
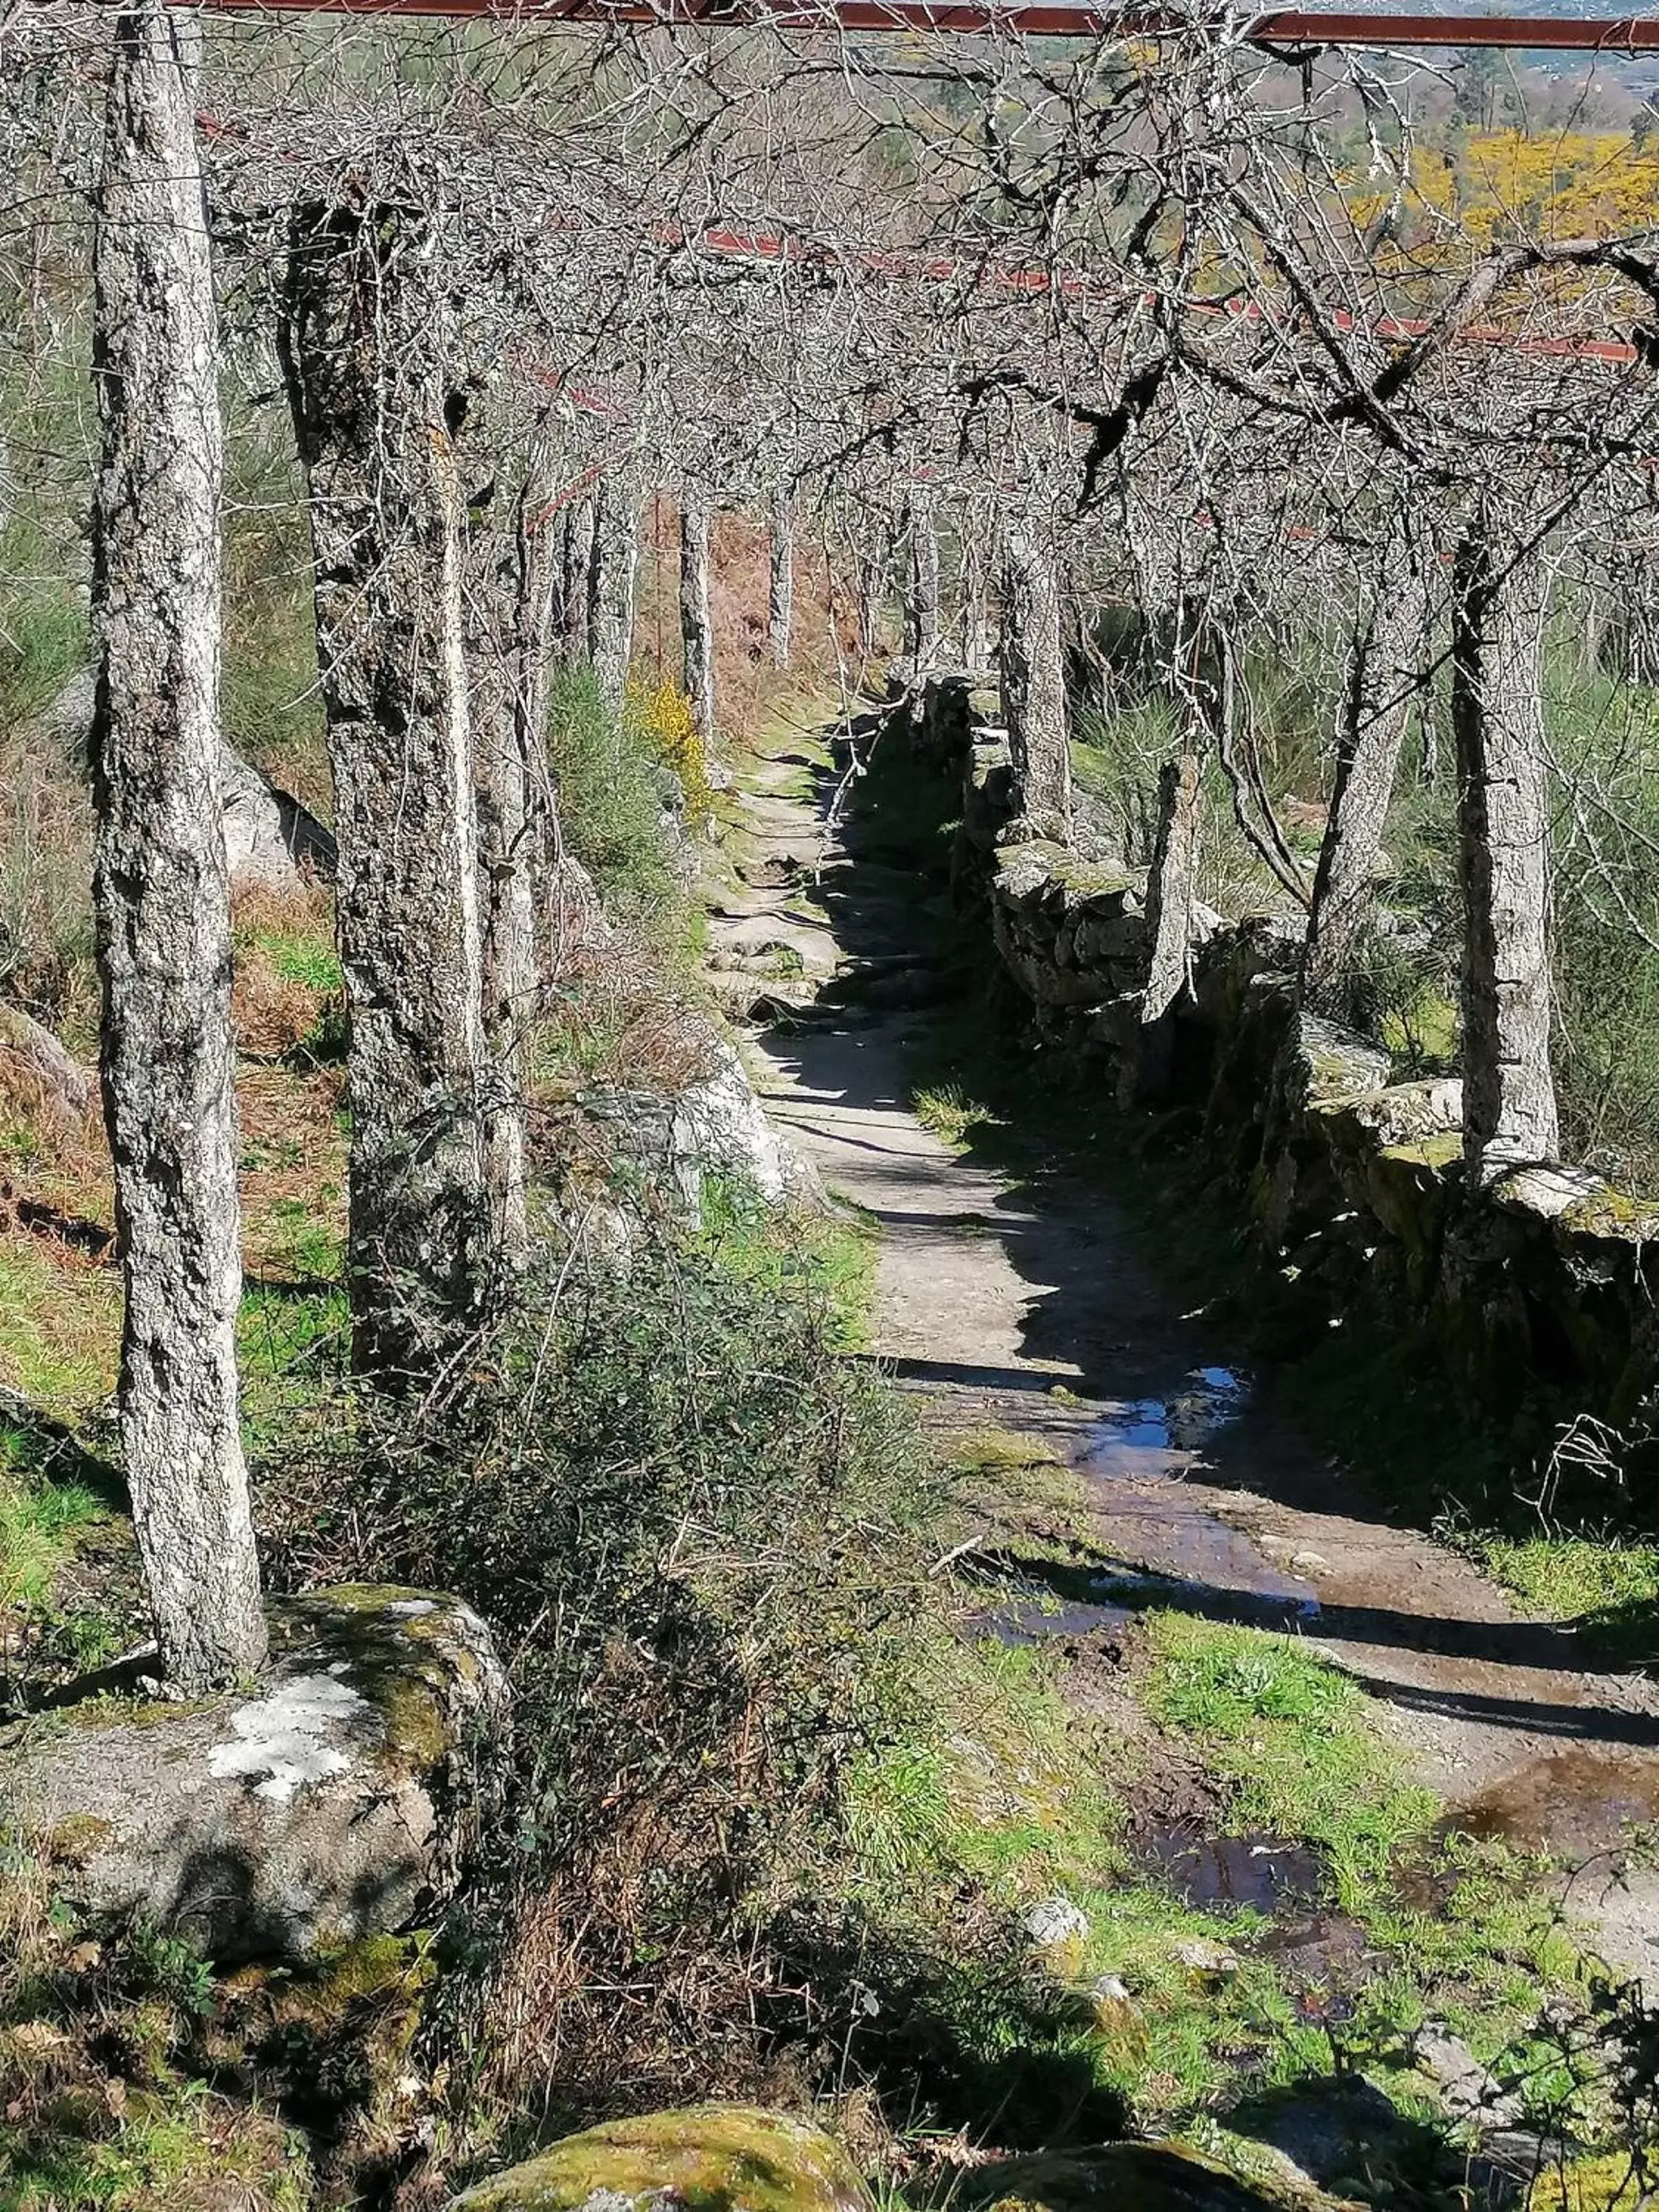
1453, 510, 1559, 1181
998, 525, 1072, 843
465, 428, 562, 1269
89, 2, 266, 1691
680, 484, 717, 745
280, 196, 489, 1381
588, 475, 639, 711
1301, 515, 1431, 1014
768, 487, 793, 669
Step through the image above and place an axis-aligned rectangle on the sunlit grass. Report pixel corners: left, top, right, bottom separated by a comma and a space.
1144, 1613, 1437, 1899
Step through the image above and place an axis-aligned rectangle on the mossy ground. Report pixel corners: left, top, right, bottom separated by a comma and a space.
827, 1413, 1610, 2177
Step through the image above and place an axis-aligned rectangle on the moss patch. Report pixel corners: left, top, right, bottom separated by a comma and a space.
453, 2104, 873, 2212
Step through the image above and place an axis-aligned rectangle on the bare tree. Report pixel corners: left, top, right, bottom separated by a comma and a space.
281, 190, 490, 1381
1453, 505, 1559, 1180
588, 472, 639, 711
557, 495, 592, 665
468, 417, 565, 1267
1119, 733, 1204, 1107
680, 480, 717, 745
902, 493, 941, 672
1143, 742, 1205, 1025
89, 1, 265, 1691
514, 439, 569, 978
998, 522, 1071, 843
1301, 509, 1432, 1013
958, 520, 992, 672
769, 484, 794, 669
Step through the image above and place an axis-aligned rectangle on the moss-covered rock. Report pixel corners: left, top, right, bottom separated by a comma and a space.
960, 2143, 1360, 2212
1526, 2153, 1655, 2211
448, 2104, 874, 2212
0, 1585, 508, 1963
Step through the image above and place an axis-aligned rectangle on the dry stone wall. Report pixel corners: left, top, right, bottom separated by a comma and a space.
904, 673, 1659, 1444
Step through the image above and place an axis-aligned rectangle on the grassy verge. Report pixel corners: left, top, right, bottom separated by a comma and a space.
848, 1428, 1610, 2180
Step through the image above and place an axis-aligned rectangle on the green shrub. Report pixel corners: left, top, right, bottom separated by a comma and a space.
547, 665, 696, 953
258, 1207, 938, 2143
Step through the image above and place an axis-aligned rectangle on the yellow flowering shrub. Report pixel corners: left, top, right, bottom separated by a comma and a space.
625, 672, 712, 819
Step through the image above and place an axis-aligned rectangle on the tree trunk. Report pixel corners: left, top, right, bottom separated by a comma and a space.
555, 496, 591, 664
902, 497, 941, 672
679, 483, 717, 747
465, 425, 560, 1271
588, 475, 639, 712
1119, 740, 1203, 1108
1301, 515, 1430, 1014
998, 525, 1072, 843
1142, 742, 1204, 1022
854, 537, 884, 659
1452, 509, 1559, 1182
89, 2, 265, 1692
959, 526, 992, 671
515, 434, 566, 950
281, 195, 490, 1383
768, 487, 793, 669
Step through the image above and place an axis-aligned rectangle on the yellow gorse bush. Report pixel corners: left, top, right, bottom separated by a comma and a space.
625, 672, 712, 818
1349, 131, 1659, 262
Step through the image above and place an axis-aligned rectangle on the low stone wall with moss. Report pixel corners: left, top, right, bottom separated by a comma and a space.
911, 672, 1659, 1441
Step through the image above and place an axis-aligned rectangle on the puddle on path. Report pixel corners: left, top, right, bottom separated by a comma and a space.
1086, 1366, 1247, 1480
984, 1594, 1135, 1647
1446, 1747, 1659, 1856
1144, 1826, 1327, 1913
1141, 1827, 1371, 2015
1087, 1523, 1321, 1629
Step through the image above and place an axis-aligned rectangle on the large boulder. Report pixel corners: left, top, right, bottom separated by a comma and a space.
960, 2143, 1359, 2212
0, 1584, 507, 1963
448, 2104, 874, 2212
218, 742, 337, 891
30, 667, 335, 894
588, 1040, 822, 1220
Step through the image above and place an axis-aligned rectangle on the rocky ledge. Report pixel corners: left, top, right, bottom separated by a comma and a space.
0, 1583, 509, 1963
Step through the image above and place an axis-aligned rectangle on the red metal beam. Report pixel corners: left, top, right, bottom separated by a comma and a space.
191, 0, 1659, 56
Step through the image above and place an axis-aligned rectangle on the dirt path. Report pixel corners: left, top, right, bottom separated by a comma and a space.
709, 714, 1659, 1987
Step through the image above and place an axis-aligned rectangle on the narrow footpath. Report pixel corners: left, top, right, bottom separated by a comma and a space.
706, 708, 1659, 1986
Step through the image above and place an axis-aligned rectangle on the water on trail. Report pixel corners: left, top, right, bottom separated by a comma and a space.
708, 715, 1659, 1986
1142, 1827, 1328, 1916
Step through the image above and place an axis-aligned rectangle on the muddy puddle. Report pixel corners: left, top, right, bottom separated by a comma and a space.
1445, 1747, 1659, 1857
986, 1593, 1135, 1647
1086, 1365, 1246, 1480
1139, 1825, 1372, 2012
1143, 1826, 1326, 1913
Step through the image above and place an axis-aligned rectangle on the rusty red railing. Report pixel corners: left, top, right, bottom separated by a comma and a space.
186, 0, 1659, 55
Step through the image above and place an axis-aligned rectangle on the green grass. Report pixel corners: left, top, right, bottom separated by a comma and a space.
913, 1082, 1001, 1151
249, 930, 342, 995
694, 1175, 877, 1352
0, 510, 88, 732
0, 1244, 120, 1421
846, 1630, 1120, 1900
0, 1433, 105, 1617
547, 664, 698, 957
1144, 1614, 1437, 1899
1470, 1531, 1659, 1666
246, 1197, 344, 1287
